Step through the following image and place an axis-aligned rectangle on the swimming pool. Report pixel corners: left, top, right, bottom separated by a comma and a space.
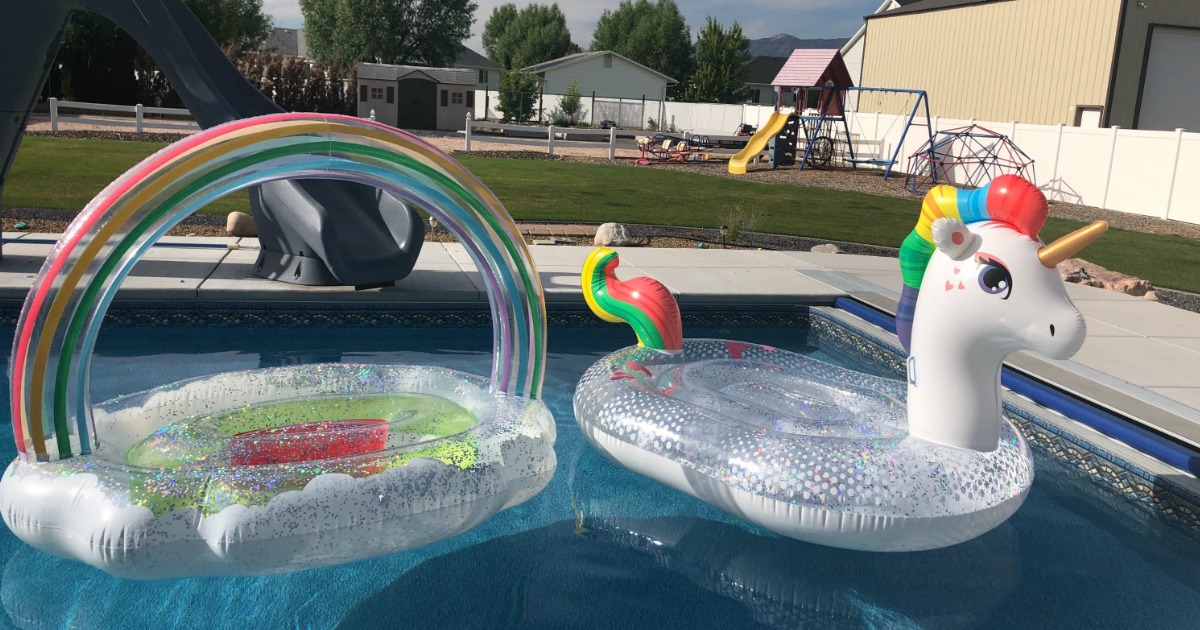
1, 306, 1198, 629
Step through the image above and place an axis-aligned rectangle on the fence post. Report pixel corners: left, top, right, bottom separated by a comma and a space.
50, 97, 58, 132
1163, 127, 1185, 220
369, 109, 376, 122
1009, 120, 1017, 139
464, 112, 473, 152
1100, 126, 1120, 209
136, 103, 144, 133
547, 124, 555, 157
484, 92, 489, 121
591, 91, 596, 126
933, 115, 940, 133
538, 86, 544, 123
1049, 123, 1065, 199
609, 126, 616, 161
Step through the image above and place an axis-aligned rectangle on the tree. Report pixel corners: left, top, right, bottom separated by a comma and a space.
185, 0, 273, 50
482, 3, 576, 71
497, 70, 539, 122
301, 0, 477, 70
685, 17, 752, 104
591, 0, 692, 98
559, 77, 582, 124
57, 1, 272, 105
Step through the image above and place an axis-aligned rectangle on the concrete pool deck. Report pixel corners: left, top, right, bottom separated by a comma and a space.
2, 233, 1199, 454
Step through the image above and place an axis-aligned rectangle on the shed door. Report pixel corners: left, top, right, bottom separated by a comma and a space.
396, 79, 437, 130
1138, 27, 1200, 131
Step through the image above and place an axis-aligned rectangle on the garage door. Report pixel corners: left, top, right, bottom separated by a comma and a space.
1138, 27, 1200, 131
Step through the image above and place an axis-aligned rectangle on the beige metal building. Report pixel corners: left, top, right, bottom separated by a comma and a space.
859, 0, 1200, 131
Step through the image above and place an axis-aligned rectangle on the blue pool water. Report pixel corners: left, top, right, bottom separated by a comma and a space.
0, 318, 1199, 629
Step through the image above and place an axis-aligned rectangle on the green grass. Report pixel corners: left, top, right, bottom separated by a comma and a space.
6, 136, 1200, 293
4, 136, 250, 215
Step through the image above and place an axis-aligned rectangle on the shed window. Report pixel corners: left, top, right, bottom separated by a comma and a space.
603, 55, 612, 68
386, 87, 395, 104
478, 69, 488, 84
441, 90, 448, 106
466, 91, 475, 108
451, 92, 464, 105
359, 85, 368, 102
370, 87, 383, 101
751, 88, 761, 103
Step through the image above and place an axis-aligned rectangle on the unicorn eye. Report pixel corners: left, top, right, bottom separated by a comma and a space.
976, 255, 1012, 299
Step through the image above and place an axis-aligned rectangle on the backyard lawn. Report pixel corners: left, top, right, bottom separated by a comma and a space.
6, 135, 1200, 293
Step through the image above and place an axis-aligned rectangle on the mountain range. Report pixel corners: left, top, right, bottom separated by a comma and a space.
748, 34, 849, 58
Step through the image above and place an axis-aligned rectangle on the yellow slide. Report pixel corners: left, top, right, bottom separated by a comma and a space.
727, 111, 791, 175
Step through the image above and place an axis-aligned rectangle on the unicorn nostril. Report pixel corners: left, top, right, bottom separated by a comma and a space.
1050, 324, 1056, 337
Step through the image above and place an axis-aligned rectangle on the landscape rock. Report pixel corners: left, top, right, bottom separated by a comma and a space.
1059, 258, 1153, 297
1144, 291, 1159, 301
811, 243, 841, 254
225, 211, 256, 237
594, 222, 631, 247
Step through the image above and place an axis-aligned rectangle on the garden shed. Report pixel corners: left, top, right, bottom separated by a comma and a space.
356, 63, 474, 131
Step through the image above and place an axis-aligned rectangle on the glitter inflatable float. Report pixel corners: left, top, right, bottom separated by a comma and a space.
573, 175, 1106, 551
0, 113, 556, 578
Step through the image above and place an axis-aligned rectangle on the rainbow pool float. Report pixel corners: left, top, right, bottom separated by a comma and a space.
0, 113, 556, 578
574, 176, 1107, 551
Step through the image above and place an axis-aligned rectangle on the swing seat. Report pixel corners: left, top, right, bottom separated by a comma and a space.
846, 157, 895, 166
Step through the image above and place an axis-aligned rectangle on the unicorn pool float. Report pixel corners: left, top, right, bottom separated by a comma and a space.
0, 113, 556, 578
574, 175, 1107, 551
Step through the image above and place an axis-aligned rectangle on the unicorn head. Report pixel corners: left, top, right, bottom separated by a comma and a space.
897, 175, 1106, 451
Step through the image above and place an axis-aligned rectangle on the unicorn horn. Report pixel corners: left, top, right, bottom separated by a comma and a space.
1038, 221, 1108, 268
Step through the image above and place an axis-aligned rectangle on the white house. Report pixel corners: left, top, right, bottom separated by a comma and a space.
452, 46, 501, 91
521, 51, 677, 101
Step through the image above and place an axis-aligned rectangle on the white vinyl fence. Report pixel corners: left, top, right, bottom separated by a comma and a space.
49, 98, 200, 133
837, 111, 1200, 224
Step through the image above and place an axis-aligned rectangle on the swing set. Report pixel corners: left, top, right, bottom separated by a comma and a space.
793, 86, 936, 181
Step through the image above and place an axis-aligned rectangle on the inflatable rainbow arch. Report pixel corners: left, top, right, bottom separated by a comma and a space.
0, 113, 556, 578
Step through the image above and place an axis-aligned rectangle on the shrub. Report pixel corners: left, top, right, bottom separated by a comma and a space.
497, 70, 539, 123
560, 77, 583, 124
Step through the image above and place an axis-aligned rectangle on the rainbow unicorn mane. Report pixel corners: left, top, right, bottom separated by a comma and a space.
582, 248, 683, 352
896, 175, 1048, 351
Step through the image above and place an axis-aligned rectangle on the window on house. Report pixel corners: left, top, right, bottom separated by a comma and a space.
466, 91, 475, 108
751, 88, 761, 103
359, 85, 368, 102
451, 92, 464, 105
370, 87, 383, 100
478, 69, 488, 84
440, 90, 448, 106
386, 87, 394, 104
603, 55, 612, 68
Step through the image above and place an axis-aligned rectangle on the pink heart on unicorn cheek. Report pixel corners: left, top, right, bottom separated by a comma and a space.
945, 280, 953, 291
953, 267, 960, 274
958, 282, 965, 290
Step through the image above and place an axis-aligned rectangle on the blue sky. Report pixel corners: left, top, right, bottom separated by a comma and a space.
262, 0, 887, 53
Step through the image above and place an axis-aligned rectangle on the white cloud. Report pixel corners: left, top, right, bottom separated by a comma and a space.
261, 0, 883, 55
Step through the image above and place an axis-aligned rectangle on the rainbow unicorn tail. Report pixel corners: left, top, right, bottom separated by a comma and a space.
582, 248, 683, 352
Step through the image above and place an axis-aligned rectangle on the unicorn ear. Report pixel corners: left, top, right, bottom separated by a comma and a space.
931, 218, 979, 261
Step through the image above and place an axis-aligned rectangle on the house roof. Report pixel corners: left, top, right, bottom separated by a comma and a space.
866, 0, 1003, 20
771, 49, 851, 87
357, 62, 475, 86
522, 51, 678, 85
742, 57, 789, 85
454, 46, 500, 70
264, 27, 306, 58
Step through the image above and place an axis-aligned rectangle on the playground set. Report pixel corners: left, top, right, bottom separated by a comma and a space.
904, 123, 1037, 193
728, 85, 938, 180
